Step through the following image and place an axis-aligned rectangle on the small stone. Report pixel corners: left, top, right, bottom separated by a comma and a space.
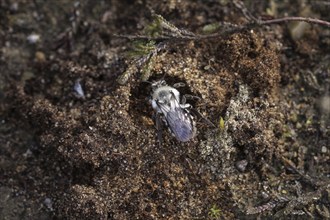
235, 160, 248, 172
321, 146, 327, 153
44, 197, 53, 211
35, 51, 46, 63
27, 34, 40, 44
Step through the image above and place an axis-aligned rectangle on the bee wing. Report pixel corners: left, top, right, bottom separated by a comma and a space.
154, 91, 195, 142
165, 92, 195, 142
166, 108, 195, 142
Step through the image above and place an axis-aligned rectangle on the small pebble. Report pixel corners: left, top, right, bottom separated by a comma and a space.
44, 197, 53, 211
35, 51, 46, 62
321, 146, 327, 153
235, 160, 248, 172
27, 34, 40, 44
74, 79, 85, 99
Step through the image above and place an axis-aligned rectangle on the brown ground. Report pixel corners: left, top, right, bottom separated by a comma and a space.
0, 0, 329, 219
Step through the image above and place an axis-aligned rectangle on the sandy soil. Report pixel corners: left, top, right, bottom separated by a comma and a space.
0, 0, 329, 219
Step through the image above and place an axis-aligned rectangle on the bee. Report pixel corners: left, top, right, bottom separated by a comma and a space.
150, 80, 196, 142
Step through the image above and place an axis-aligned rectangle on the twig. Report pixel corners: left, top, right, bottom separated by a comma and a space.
115, 16, 330, 41
275, 182, 330, 217
278, 155, 319, 188
233, 0, 258, 22
247, 181, 330, 216
259, 16, 330, 27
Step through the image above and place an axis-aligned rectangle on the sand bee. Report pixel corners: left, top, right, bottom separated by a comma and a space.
150, 80, 196, 142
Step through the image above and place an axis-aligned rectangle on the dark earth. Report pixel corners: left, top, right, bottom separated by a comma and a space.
0, 0, 329, 219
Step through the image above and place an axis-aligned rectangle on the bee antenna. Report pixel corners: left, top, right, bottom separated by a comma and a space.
161, 72, 166, 80
142, 80, 152, 84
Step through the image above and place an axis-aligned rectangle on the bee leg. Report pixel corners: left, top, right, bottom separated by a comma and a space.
183, 94, 201, 101
181, 95, 187, 105
180, 102, 191, 109
190, 108, 216, 127
181, 94, 201, 106
154, 113, 164, 145
173, 82, 185, 88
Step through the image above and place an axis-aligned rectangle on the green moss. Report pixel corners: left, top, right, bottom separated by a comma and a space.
126, 40, 157, 58
208, 204, 221, 219
219, 116, 225, 132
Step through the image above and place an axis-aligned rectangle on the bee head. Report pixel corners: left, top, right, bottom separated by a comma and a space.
151, 80, 167, 90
